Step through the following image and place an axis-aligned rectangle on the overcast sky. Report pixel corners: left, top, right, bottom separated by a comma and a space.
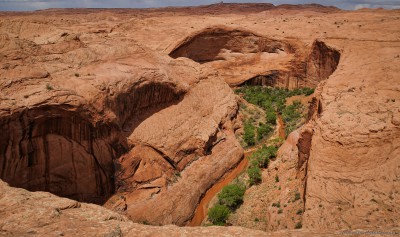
0, 0, 399, 11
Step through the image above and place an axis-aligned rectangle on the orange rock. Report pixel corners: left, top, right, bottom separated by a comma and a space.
0, 2, 399, 234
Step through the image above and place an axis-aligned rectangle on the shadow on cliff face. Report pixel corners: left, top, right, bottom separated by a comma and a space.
0, 106, 124, 204
240, 40, 340, 88
238, 40, 340, 88
107, 81, 185, 137
0, 82, 184, 204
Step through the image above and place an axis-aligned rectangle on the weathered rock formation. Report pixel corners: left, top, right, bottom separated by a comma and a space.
170, 27, 340, 89
169, 27, 292, 63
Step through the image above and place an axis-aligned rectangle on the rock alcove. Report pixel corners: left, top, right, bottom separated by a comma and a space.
170, 27, 340, 89
0, 82, 183, 204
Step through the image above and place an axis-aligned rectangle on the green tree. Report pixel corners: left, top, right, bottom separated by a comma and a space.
208, 204, 231, 225
243, 121, 255, 146
250, 145, 277, 168
248, 165, 261, 186
218, 184, 246, 210
266, 110, 277, 125
257, 123, 273, 141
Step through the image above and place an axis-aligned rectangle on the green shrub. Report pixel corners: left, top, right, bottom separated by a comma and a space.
218, 184, 246, 210
256, 123, 273, 141
282, 100, 304, 136
208, 204, 231, 225
278, 208, 283, 214
237, 86, 313, 114
275, 175, 279, 183
294, 192, 301, 201
250, 145, 277, 168
243, 121, 256, 146
46, 83, 53, 90
303, 88, 314, 96
295, 222, 302, 229
296, 209, 303, 215
247, 165, 261, 186
238, 86, 313, 144
266, 110, 277, 125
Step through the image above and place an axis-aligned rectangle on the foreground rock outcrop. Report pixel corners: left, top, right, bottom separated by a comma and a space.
3, 180, 397, 237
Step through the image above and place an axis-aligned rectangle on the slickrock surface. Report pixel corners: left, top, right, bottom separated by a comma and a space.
0, 2, 399, 235
4, 180, 399, 237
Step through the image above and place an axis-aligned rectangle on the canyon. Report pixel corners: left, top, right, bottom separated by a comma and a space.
0, 3, 399, 236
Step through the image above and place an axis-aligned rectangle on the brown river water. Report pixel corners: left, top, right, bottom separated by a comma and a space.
187, 151, 250, 226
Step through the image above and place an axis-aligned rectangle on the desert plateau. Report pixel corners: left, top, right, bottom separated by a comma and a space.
0, 2, 399, 237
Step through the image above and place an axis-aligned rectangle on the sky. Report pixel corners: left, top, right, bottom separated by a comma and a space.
0, 0, 399, 11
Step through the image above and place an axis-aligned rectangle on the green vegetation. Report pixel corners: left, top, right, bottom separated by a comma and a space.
74, 73, 80, 77
208, 205, 231, 226
46, 83, 53, 90
218, 184, 246, 210
174, 171, 181, 178
208, 183, 246, 225
235, 86, 313, 113
247, 145, 277, 186
282, 100, 305, 136
247, 165, 262, 186
236, 86, 313, 140
294, 192, 301, 202
230, 86, 314, 223
271, 202, 281, 208
270, 137, 285, 147
256, 122, 273, 141
251, 145, 277, 168
297, 209, 303, 215
266, 110, 277, 125
243, 121, 256, 146
141, 220, 150, 225
295, 222, 303, 229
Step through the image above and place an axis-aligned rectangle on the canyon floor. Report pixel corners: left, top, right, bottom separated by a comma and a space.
0, 3, 399, 237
